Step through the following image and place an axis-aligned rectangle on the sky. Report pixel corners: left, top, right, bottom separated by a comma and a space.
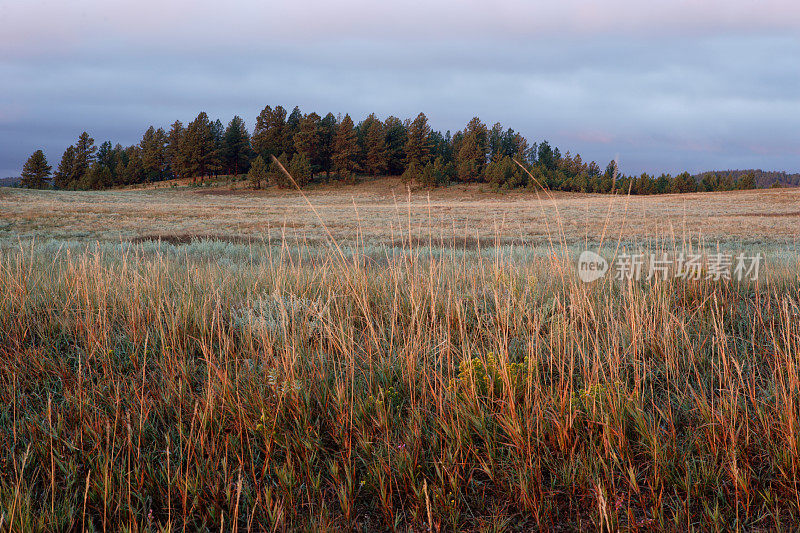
1, 0, 799, 178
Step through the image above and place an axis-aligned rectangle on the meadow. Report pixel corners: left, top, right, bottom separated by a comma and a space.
1, 180, 800, 531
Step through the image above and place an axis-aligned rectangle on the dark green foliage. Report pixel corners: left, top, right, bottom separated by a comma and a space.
95, 141, 120, 183
32, 106, 779, 194
418, 156, 455, 188
247, 155, 268, 189
222, 116, 252, 176
74, 132, 97, 184
537, 140, 557, 171
20, 149, 51, 189
404, 112, 431, 168
456, 117, 488, 182
121, 146, 145, 186
289, 152, 313, 187
384, 116, 407, 175
429, 130, 452, 164
284, 106, 302, 156
84, 161, 114, 189
140, 126, 168, 182
401, 160, 420, 184
363, 115, 389, 176
167, 121, 188, 179
252, 105, 287, 161
697, 169, 800, 188
183, 112, 219, 181
485, 156, 527, 189
53, 132, 96, 189
318, 113, 338, 178
488, 122, 505, 163
736, 171, 756, 190
332, 114, 359, 182
669, 171, 698, 193
270, 153, 291, 188
210, 119, 224, 177
293, 113, 321, 174
53, 146, 76, 189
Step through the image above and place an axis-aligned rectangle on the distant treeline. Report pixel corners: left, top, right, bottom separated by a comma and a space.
695, 169, 799, 189
18, 106, 763, 194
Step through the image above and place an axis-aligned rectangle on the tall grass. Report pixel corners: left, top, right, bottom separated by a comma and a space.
1, 236, 799, 531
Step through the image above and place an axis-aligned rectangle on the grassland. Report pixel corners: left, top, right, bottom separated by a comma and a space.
2, 178, 800, 246
1, 181, 800, 531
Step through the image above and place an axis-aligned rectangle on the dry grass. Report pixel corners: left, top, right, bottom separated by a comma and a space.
2, 180, 800, 246
1, 183, 800, 530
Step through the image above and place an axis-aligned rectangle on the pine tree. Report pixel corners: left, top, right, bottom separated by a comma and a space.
284, 106, 302, 155
209, 119, 224, 177
428, 130, 451, 163
289, 152, 312, 187
736, 172, 756, 190
384, 116, 407, 175
222, 116, 252, 176
73, 132, 97, 187
251, 105, 287, 160
293, 112, 321, 174
183, 112, 217, 182
419, 158, 455, 188
332, 114, 359, 182
401, 160, 420, 184
53, 146, 77, 189
363, 115, 389, 176
96, 141, 112, 167
455, 117, 488, 182
537, 141, 557, 171
270, 153, 291, 188
485, 156, 525, 189
167, 121, 188, 179
121, 146, 145, 186
20, 150, 52, 189
248, 155, 268, 189
404, 112, 431, 169
140, 126, 168, 182
96, 141, 118, 176
488, 122, 505, 163
85, 161, 114, 189
318, 113, 338, 179
669, 171, 697, 193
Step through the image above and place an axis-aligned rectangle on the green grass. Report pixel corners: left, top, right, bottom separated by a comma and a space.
1, 237, 799, 531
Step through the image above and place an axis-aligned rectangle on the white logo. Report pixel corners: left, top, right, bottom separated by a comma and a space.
576, 250, 763, 283
577, 251, 608, 282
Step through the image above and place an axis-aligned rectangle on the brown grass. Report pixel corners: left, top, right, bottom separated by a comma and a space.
1, 183, 799, 530
2, 182, 799, 246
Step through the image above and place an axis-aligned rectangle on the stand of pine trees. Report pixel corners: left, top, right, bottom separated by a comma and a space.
22, 107, 761, 194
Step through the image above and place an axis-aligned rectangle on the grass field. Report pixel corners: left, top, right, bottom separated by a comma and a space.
1, 181, 800, 530
2, 178, 800, 246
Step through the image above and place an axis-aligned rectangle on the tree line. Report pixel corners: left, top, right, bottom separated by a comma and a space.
20, 106, 759, 194
696, 169, 798, 189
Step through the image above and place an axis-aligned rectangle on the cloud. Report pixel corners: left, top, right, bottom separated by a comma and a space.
1, 1, 799, 176
3, 0, 800, 57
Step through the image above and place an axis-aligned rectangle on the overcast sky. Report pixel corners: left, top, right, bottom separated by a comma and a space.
2, 0, 799, 177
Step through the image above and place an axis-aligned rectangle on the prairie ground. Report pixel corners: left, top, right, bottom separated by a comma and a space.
1, 181, 800, 531
2, 178, 799, 247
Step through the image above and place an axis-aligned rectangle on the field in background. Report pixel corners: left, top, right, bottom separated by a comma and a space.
2, 179, 800, 247
1, 184, 800, 530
